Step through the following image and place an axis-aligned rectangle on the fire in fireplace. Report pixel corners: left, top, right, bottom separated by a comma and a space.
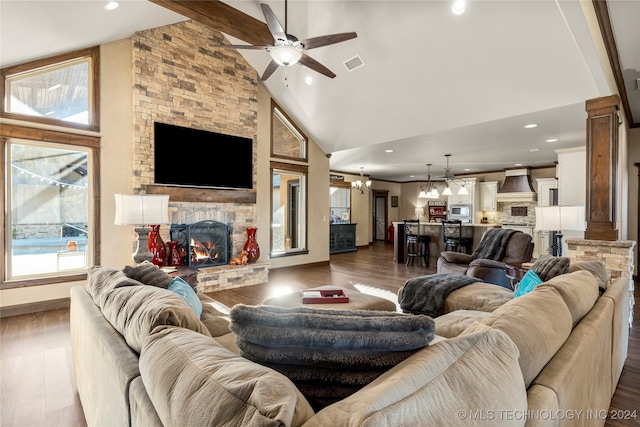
170, 221, 230, 267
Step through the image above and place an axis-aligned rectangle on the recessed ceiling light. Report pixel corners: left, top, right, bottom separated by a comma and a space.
514, 163, 523, 166
304, 76, 313, 85
527, 148, 540, 152
524, 124, 538, 129
464, 168, 471, 171
452, 1, 466, 15
385, 149, 393, 153
104, 2, 119, 10
546, 138, 558, 143
410, 175, 415, 178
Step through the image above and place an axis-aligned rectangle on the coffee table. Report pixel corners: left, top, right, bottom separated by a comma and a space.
262, 285, 397, 311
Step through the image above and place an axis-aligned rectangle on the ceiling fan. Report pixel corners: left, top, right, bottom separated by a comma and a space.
213, 0, 357, 81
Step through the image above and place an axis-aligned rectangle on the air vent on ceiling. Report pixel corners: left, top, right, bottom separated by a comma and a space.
344, 55, 364, 72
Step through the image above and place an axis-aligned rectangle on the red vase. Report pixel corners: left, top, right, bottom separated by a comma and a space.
148, 225, 167, 266
168, 241, 182, 266
243, 227, 260, 263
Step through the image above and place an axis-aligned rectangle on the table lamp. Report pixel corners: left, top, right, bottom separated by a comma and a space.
535, 206, 585, 256
114, 193, 169, 263
415, 207, 425, 219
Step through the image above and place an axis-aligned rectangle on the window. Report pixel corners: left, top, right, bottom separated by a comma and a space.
1, 47, 99, 131
2, 129, 99, 284
271, 164, 308, 256
1, 48, 100, 286
270, 101, 308, 257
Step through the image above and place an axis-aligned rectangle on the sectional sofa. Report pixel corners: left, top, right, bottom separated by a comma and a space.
70, 263, 629, 426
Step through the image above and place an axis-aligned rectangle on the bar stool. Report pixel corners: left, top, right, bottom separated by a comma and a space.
442, 219, 472, 254
404, 219, 430, 266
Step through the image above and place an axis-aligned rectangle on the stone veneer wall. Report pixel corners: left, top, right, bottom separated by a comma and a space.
566, 238, 636, 326
131, 20, 259, 258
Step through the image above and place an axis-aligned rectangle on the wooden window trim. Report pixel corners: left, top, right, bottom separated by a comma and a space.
1, 124, 100, 288
270, 99, 307, 162
1, 47, 100, 132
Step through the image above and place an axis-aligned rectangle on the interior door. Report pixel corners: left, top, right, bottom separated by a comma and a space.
374, 195, 387, 241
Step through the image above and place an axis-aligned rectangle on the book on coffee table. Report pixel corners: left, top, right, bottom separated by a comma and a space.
302, 289, 349, 304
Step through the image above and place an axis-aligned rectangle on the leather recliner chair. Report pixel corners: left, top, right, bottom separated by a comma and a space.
436, 230, 534, 289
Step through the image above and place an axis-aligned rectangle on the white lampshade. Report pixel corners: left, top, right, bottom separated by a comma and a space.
270, 45, 302, 66
457, 185, 469, 195
415, 207, 425, 216
535, 206, 585, 231
114, 194, 169, 226
442, 186, 453, 196
418, 189, 428, 198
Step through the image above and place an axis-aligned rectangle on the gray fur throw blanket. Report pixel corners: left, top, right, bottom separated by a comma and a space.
471, 228, 519, 261
399, 273, 481, 317
229, 304, 435, 411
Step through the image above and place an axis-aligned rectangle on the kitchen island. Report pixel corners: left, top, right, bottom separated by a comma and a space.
392, 222, 500, 265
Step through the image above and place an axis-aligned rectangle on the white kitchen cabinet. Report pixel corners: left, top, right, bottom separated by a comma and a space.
555, 147, 586, 206
447, 178, 476, 206
536, 178, 558, 207
479, 181, 499, 212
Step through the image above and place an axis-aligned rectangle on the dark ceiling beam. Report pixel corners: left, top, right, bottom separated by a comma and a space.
149, 0, 273, 46
592, 0, 637, 128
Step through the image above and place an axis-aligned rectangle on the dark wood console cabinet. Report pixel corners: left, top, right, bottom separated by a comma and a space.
329, 223, 357, 254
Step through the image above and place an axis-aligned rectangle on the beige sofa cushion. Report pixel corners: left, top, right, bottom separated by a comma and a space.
98, 284, 211, 353
444, 282, 514, 313
86, 265, 143, 305
140, 326, 315, 427
567, 261, 610, 291
536, 270, 599, 326
464, 286, 572, 387
304, 328, 527, 427
435, 309, 491, 338
198, 293, 232, 337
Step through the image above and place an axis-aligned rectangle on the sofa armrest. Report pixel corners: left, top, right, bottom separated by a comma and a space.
440, 251, 473, 264
468, 258, 507, 269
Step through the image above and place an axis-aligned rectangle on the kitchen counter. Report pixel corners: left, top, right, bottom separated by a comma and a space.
392, 222, 500, 265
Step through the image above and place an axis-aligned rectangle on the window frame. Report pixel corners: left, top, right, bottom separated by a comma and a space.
269, 161, 309, 258
0, 47, 100, 132
1, 124, 100, 288
270, 99, 307, 162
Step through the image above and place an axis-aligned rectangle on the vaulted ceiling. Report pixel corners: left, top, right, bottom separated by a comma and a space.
1, 0, 637, 182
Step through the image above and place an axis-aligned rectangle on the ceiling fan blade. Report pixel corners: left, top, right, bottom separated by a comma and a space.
261, 60, 280, 81
299, 32, 357, 50
298, 53, 336, 79
260, 3, 287, 41
214, 44, 270, 50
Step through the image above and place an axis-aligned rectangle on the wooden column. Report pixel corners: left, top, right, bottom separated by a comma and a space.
584, 95, 620, 240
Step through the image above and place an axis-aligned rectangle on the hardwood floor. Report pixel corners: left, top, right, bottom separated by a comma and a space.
0, 241, 637, 426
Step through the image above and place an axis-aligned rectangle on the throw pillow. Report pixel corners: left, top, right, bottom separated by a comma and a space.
514, 269, 543, 298
229, 304, 435, 411
168, 277, 202, 318
123, 261, 171, 288
531, 255, 570, 281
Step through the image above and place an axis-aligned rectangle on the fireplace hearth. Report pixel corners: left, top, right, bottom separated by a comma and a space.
170, 220, 230, 267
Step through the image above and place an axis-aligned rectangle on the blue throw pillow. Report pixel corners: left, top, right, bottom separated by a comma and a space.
168, 277, 202, 318
514, 270, 543, 298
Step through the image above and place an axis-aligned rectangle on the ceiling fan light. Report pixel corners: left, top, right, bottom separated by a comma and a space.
270, 45, 302, 66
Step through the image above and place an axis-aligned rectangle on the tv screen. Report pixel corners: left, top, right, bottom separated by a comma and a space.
154, 122, 253, 190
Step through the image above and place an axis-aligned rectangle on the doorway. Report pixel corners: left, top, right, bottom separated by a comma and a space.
373, 191, 388, 241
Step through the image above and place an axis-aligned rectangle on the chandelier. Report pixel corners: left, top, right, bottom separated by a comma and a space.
418, 155, 468, 198
418, 164, 440, 199
352, 167, 372, 194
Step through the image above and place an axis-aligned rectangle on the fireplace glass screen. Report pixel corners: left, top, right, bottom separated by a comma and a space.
170, 220, 230, 267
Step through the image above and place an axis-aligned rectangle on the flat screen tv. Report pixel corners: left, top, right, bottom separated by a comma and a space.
154, 122, 253, 190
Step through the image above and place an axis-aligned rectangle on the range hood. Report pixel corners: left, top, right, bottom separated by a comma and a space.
496, 168, 537, 203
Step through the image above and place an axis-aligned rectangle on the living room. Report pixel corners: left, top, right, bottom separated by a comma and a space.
1, 0, 639, 425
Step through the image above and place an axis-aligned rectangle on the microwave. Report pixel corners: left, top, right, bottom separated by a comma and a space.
448, 204, 472, 222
